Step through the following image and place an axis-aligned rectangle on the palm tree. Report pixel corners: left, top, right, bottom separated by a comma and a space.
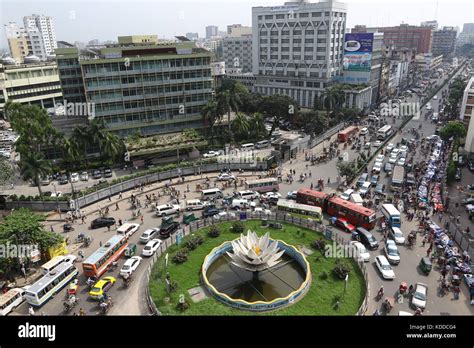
88, 119, 107, 158
60, 136, 81, 197
201, 99, 221, 136
20, 153, 52, 196
323, 87, 346, 118
217, 89, 242, 141
72, 125, 91, 164
250, 112, 266, 140
102, 132, 124, 162
232, 113, 250, 141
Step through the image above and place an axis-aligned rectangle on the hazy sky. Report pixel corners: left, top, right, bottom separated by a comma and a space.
1, 0, 473, 49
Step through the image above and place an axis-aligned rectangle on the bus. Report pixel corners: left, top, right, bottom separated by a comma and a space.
0, 288, 25, 316
381, 204, 402, 228
377, 125, 393, 140
338, 126, 359, 143
390, 165, 405, 191
296, 188, 376, 230
41, 255, 76, 275
277, 199, 323, 222
24, 262, 78, 307
245, 178, 279, 193
82, 234, 128, 278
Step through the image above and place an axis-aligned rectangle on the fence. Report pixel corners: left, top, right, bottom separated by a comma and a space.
446, 216, 473, 260
144, 211, 370, 316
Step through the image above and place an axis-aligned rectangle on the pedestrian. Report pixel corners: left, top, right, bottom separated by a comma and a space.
50, 225, 54, 232
79, 308, 85, 316
116, 203, 119, 211
456, 215, 460, 224
327, 177, 330, 184
118, 218, 122, 226
28, 306, 35, 316
140, 215, 144, 224
422, 236, 426, 247
453, 286, 460, 300
107, 225, 111, 231
426, 247, 431, 257
99, 241, 102, 247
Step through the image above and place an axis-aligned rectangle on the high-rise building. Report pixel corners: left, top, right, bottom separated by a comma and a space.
223, 35, 253, 73
4, 22, 31, 62
60, 36, 213, 137
421, 20, 438, 30
461, 77, 474, 154
227, 24, 252, 37
23, 14, 57, 58
457, 23, 474, 46
352, 24, 432, 53
252, 0, 348, 108
186, 32, 199, 41
432, 27, 457, 59
206, 25, 218, 39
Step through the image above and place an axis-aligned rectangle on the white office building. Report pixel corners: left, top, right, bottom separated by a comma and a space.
460, 76, 474, 154
252, 0, 347, 108
23, 14, 57, 59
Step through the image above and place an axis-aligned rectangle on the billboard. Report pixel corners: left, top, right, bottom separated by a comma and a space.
343, 33, 374, 73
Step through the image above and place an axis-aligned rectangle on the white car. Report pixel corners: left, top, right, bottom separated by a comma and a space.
391, 148, 400, 157
119, 256, 142, 277
340, 189, 354, 201
388, 155, 398, 164
213, 211, 236, 221
253, 207, 272, 216
364, 142, 371, 149
217, 173, 236, 181
386, 143, 395, 152
360, 127, 368, 135
372, 162, 382, 173
400, 145, 408, 152
397, 158, 406, 166
411, 282, 428, 310
433, 95, 438, 100
203, 151, 220, 158
155, 203, 181, 217
261, 192, 282, 201
80, 171, 89, 181
389, 227, 405, 245
350, 241, 370, 262
373, 140, 382, 147
375, 155, 385, 163
70, 172, 79, 183
375, 255, 395, 280
384, 240, 400, 265
139, 228, 160, 244
358, 182, 371, 195
142, 239, 162, 257
117, 223, 141, 237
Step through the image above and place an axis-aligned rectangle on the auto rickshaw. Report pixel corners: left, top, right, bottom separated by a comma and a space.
419, 257, 432, 275
124, 243, 137, 258
183, 212, 199, 225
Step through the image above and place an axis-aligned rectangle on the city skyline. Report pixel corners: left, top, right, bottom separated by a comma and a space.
1, 0, 473, 50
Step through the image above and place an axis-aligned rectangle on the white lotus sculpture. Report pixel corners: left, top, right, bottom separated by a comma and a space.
226, 230, 285, 272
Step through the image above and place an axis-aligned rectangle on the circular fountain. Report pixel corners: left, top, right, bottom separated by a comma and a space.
202, 230, 311, 312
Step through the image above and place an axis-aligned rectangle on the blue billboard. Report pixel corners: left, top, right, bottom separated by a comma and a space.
343, 33, 374, 73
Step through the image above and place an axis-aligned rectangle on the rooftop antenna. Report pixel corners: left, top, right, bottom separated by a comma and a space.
435, 0, 439, 22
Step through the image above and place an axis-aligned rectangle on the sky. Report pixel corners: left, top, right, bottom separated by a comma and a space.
0, 0, 473, 50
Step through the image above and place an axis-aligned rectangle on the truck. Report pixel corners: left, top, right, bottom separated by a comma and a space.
390, 166, 405, 192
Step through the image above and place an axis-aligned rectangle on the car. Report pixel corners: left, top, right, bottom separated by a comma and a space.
159, 222, 180, 238
357, 173, 369, 187
360, 127, 368, 135
155, 203, 180, 217
397, 158, 406, 166
371, 162, 382, 174
374, 255, 395, 280
370, 175, 379, 187
386, 143, 395, 152
425, 104, 432, 110
411, 282, 428, 310
373, 140, 382, 147
358, 182, 371, 196
90, 217, 116, 229
40, 175, 52, 186
119, 256, 142, 277
405, 173, 416, 186
261, 192, 282, 202
433, 95, 437, 100
384, 240, 400, 265
458, 156, 465, 167
391, 148, 400, 157
217, 173, 235, 181
92, 169, 102, 179
340, 189, 354, 201
202, 207, 222, 218
89, 276, 116, 299
350, 241, 370, 262
388, 155, 398, 164
253, 207, 272, 217
332, 217, 356, 233
203, 151, 220, 158
399, 145, 408, 152
375, 154, 385, 163
104, 168, 113, 178
364, 142, 371, 149
59, 174, 69, 185
462, 197, 474, 206
375, 183, 385, 195
286, 191, 297, 200
426, 134, 441, 142
384, 162, 393, 173
468, 161, 474, 172
142, 239, 162, 257
213, 211, 236, 221
139, 228, 160, 243
455, 168, 462, 181
389, 227, 405, 245
80, 171, 89, 181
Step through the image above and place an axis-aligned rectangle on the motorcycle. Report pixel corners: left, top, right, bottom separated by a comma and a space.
99, 298, 113, 314
63, 295, 79, 313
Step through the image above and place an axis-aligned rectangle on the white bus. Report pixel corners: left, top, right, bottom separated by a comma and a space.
245, 178, 279, 193
40, 254, 76, 275
381, 203, 402, 228
277, 199, 323, 222
25, 262, 78, 307
377, 125, 393, 140
0, 288, 25, 316
241, 143, 255, 151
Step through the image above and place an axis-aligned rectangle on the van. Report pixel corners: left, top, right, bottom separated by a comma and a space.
201, 188, 223, 200
432, 112, 439, 121
117, 223, 140, 236
255, 140, 269, 149
349, 193, 364, 206
232, 198, 249, 210
185, 199, 207, 211
353, 227, 379, 250
241, 143, 255, 151
238, 190, 259, 200
155, 204, 180, 217
368, 114, 379, 122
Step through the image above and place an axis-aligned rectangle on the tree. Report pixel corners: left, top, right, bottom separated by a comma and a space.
258, 94, 298, 139
298, 110, 328, 138
323, 86, 346, 118
201, 99, 221, 135
336, 160, 358, 182
439, 121, 467, 141
0, 157, 14, 187
72, 125, 91, 165
231, 112, 250, 141
217, 90, 242, 141
250, 112, 267, 140
19, 152, 52, 196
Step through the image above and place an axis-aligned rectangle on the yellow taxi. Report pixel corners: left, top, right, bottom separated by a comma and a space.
88, 276, 116, 300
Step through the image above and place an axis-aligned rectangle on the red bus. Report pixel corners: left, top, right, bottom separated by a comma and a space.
82, 234, 128, 277
337, 126, 359, 143
296, 188, 376, 230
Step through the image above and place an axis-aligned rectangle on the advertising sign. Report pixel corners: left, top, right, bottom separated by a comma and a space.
343, 33, 374, 73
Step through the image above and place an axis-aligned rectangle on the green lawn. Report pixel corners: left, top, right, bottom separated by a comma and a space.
149, 220, 366, 315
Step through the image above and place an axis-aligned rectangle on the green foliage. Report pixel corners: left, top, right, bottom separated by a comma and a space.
446, 160, 456, 184
172, 249, 189, 264
336, 160, 358, 180
0, 157, 14, 186
333, 262, 350, 280
320, 271, 329, 280
185, 235, 205, 250
231, 221, 245, 233
439, 121, 467, 141
208, 225, 221, 238
176, 297, 190, 312
311, 239, 327, 252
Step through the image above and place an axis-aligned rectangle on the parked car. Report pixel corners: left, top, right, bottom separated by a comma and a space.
386, 143, 395, 152
375, 154, 385, 163
142, 239, 162, 257
202, 151, 220, 158
410, 282, 428, 310
119, 256, 142, 277
92, 169, 102, 179
357, 173, 369, 187
372, 162, 382, 174
384, 162, 393, 173
358, 182, 371, 196
370, 175, 379, 186
158, 222, 180, 239
217, 173, 235, 181
373, 140, 382, 147
375, 183, 386, 195
40, 175, 52, 186
80, 172, 89, 181
375, 255, 395, 280
90, 217, 116, 229
340, 189, 354, 201
389, 227, 405, 245
70, 172, 79, 183
104, 167, 113, 178
384, 239, 400, 265
455, 168, 462, 181
202, 207, 222, 218
59, 174, 69, 185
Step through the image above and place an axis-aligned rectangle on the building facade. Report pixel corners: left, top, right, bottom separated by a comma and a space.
461, 77, 474, 154
252, 0, 348, 108
414, 53, 443, 71
76, 37, 213, 137
23, 14, 57, 59
432, 27, 457, 59
206, 26, 218, 39
223, 35, 253, 73
55, 47, 89, 103
457, 23, 474, 46
227, 24, 252, 37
